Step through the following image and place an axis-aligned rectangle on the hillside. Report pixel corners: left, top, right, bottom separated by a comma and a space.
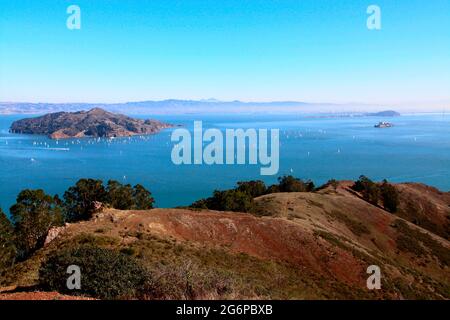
9, 108, 172, 139
1, 181, 449, 300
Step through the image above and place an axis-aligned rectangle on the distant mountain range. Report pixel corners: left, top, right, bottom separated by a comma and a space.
0, 99, 398, 115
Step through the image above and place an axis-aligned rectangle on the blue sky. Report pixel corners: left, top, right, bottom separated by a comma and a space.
0, 0, 449, 109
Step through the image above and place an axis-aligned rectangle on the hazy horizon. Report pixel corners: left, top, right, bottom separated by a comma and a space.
1, 98, 449, 114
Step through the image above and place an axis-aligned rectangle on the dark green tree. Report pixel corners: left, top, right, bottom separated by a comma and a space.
132, 184, 154, 210
236, 180, 267, 197
106, 180, 134, 210
353, 175, 380, 206
10, 189, 63, 258
380, 180, 399, 213
0, 208, 17, 271
192, 189, 255, 213
353, 175, 371, 192
190, 198, 209, 209
63, 179, 106, 222
278, 175, 315, 192
266, 184, 280, 194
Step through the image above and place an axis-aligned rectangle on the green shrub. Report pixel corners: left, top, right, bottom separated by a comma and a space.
192, 189, 255, 213
39, 245, 148, 299
277, 175, 315, 192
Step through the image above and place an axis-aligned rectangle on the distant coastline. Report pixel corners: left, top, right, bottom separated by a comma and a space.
0, 99, 407, 115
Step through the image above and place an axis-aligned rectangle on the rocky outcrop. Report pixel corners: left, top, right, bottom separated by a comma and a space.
44, 225, 68, 246
10, 108, 173, 139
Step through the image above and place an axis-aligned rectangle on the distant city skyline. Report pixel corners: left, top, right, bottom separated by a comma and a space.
1, 0, 449, 110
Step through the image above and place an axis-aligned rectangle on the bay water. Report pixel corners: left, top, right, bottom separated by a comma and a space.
1, 113, 449, 215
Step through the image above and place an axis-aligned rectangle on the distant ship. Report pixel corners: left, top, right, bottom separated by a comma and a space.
374, 121, 393, 128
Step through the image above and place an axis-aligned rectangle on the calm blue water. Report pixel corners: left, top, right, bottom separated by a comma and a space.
1, 113, 450, 214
